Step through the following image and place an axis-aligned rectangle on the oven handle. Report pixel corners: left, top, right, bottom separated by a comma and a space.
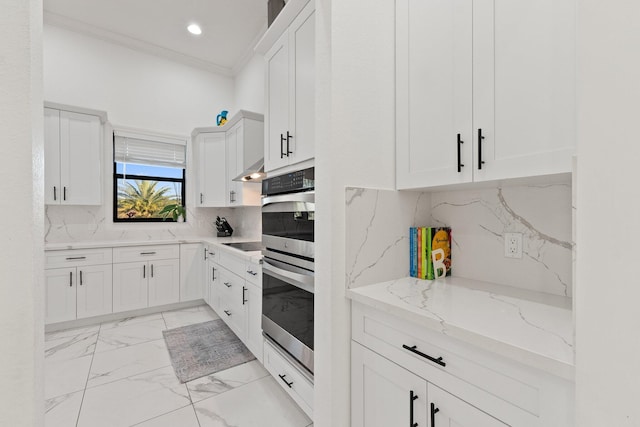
263, 259, 314, 294
261, 201, 315, 214
262, 191, 315, 207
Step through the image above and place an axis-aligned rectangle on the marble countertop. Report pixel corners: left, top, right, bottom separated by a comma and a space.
347, 276, 574, 380
45, 237, 264, 262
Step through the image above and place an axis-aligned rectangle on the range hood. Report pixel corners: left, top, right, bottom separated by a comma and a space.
233, 158, 266, 182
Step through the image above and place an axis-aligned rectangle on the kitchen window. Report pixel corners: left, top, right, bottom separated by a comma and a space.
113, 131, 187, 222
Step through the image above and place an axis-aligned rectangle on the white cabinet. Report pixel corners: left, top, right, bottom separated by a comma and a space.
179, 243, 205, 302
44, 107, 102, 205
45, 248, 113, 324
193, 111, 264, 207
396, 0, 575, 189
216, 267, 247, 339
351, 303, 574, 426
112, 245, 180, 312
195, 132, 227, 207
225, 118, 263, 207
264, 0, 315, 173
244, 279, 263, 362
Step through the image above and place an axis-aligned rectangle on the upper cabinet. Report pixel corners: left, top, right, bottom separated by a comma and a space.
193, 110, 263, 208
44, 106, 104, 205
396, 0, 576, 190
260, 0, 315, 173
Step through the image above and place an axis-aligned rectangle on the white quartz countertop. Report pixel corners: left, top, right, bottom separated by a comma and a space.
347, 276, 574, 380
45, 237, 263, 262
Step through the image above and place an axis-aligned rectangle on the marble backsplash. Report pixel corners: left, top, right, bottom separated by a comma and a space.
346, 181, 573, 297
45, 205, 261, 243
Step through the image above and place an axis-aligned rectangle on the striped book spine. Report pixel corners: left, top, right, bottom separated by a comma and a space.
409, 227, 416, 277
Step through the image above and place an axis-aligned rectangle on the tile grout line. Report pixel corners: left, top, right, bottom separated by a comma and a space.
74, 322, 101, 427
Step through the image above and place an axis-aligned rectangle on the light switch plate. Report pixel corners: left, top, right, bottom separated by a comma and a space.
504, 232, 523, 259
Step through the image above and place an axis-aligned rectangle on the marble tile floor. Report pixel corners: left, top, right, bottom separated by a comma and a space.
45, 305, 313, 427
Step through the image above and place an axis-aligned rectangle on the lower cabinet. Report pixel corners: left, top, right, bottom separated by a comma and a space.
45, 264, 112, 324
352, 342, 505, 427
113, 259, 180, 312
179, 243, 205, 302
243, 281, 263, 362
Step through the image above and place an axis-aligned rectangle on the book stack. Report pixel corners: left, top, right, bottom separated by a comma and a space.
410, 227, 452, 280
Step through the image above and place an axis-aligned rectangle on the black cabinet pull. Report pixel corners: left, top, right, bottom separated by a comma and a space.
285, 131, 293, 156
410, 390, 418, 427
431, 403, 440, 427
224, 282, 231, 288
63, 186, 67, 201
69, 271, 72, 287
246, 269, 257, 276
212, 267, 215, 281
224, 310, 231, 316
151, 264, 154, 278
457, 133, 464, 173
478, 128, 485, 170
200, 193, 203, 204
242, 286, 247, 305
79, 270, 83, 286
65, 256, 86, 260
143, 264, 146, 279
204, 248, 208, 260
278, 374, 293, 388
402, 344, 446, 367
140, 251, 156, 255
53, 186, 57, 201
280, 133, 286, 158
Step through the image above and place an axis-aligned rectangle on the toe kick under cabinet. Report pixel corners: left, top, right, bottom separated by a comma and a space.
351, 303, 574, 427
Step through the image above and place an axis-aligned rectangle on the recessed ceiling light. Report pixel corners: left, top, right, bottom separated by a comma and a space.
187, 23, 202, 35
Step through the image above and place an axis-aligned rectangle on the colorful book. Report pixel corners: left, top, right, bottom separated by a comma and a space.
417, 227, 422, 279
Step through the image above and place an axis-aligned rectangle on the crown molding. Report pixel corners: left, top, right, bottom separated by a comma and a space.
231, 23, 268, 76
44, 11, 234, 77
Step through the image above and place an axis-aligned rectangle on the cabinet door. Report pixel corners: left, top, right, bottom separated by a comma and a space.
76, 264, 113, 319
265, 31, 291, 172
396, 0, 473, 189
429, 383, 507, 427
199, 133, 227, 207
180, 244, 204, 302
44, 108, 61, 205
45, 268, 76, 324
207, 260, 221, 311
148, 259, 180, 307
244, 282, 263, 363
473, 0, 575, 181
113, 262, 148, 312
226, 125, 240, 206
60, 111, 102, 205
352, 342, 427, 427
217, 268, 247, 340
289, 2, 316, 167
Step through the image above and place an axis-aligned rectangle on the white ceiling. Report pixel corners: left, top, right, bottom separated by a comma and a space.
43, 0, 268, 76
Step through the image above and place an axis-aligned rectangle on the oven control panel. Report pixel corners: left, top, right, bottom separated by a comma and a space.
262, 167, 314, 196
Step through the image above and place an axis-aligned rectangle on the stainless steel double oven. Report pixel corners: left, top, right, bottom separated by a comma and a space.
261, 168, 315, 375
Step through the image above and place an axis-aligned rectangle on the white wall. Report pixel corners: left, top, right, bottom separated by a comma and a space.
314, 0, 396, 425
44, 24, 235, 135
575, 1, 640, 425
234, 53, 265, 114
0, 0, 44, 425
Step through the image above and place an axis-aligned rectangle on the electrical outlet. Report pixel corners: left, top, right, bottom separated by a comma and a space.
504, 232, 523, 259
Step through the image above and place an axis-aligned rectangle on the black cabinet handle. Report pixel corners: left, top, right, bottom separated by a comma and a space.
242, 286, 247, 305
478, 128, 485, 170
224, 282, 231, 288
143, 264, 146, 279
53, 186, 57, 201
212, 267, 215, 281
63, 186, 67, 201
140, 251, 156, 255
280, 134, 286, 159
410, 390, 418, 427
278, 374, 293, 388
457, 133, 464, 173
200, 193, 203, 204
151, 264, 154, 278
246, 269, 257, 276
204, 248, 208, 260
224, 310, 231, 316
79, 270, 83, 286
65, 256, 86, 260
402, 344, 446, 367
69, 271, 72, 287
431, 403, 440, 427
286, 131, 293, 156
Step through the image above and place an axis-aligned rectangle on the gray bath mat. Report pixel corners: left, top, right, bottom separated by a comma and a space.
162, 319, 255, 383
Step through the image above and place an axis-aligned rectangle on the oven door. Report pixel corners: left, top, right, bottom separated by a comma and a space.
261, 191, 314, 259
262, 257, 314, 374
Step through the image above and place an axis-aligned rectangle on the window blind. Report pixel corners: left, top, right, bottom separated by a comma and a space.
114, 135, 186, 168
